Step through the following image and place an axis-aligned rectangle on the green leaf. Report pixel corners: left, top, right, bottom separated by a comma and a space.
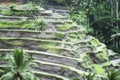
21, 72, 35, 80
107, 69, 120, 80
0, 72, 14, 80
13, 49, 25, 69
0, 66, 11, 73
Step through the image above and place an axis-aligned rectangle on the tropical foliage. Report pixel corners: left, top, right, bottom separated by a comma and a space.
83, 73, 96, 80
68, 0, 120, 53
0, 49, 39, 80
107, 69, 120, 80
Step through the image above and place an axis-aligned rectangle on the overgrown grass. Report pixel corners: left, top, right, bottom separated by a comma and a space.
0, 20, 34, 29
0, 10, 33, 16
0, 19, 46, 30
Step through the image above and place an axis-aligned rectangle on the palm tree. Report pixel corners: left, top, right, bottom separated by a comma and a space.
0, 49, 39, 80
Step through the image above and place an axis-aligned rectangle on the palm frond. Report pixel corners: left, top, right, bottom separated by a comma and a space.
0, 72, 14, 80
13, 49, 25, 69
0, 49, 39, 80
0, 66, 11, 73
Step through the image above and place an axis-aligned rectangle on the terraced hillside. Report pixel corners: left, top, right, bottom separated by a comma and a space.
0, 3, 120, 80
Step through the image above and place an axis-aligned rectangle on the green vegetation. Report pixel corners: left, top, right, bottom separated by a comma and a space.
33, 18, 46, 30
69, 33, 80, 39
0, 10, 33, 16
70, 77, 79, 80
90, 39, 101, 47
0, 3, 44, 16
68, 0, 120, 53
56, 23, 73, 31
5, 41, 23, 46
83, 73, 96, 80
44, 0, 120, 52
92, 64, 105, 75
56, 23, 77, 31
0, 19, 46, 30
107, 69, 120, 80
0, 49, 39, 80
0, 20, 34, 29
0, 1, 120, 80
55, 33, 65, 39
40, 42, 58, 49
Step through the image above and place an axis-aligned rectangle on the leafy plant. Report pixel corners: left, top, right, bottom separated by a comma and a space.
83, 73, 96, 80
68, 0, 120, 53
107, 69, 120, 80
33, 18, 46, 30
70, 77, 79, 80
0, 49, 39, 80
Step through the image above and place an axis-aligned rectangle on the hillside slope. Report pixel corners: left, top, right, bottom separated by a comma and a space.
0, 3, 120, 80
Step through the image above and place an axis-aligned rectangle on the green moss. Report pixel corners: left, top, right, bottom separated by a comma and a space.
5, 41, 23, 46
92, 64, 105, 75
40, 44, 71, 54
47, 48, 60, 54
55, 33, 64, 39
0, 20, 33, 29
0, 20, 46, 30
39, 42, 61, 54
39, 42, 58, 49
83, 54, 90, 61
90, 39, 101, 47
102, 62, 111, 67
0, 3, 44, 16
81, 61, 92, 69
69, 38, 79, 42
0, 10, 33, 16
69, 33, 80, 39
96, 49, 109, 62
101, 48, 109, 60
56, 23, 73, 31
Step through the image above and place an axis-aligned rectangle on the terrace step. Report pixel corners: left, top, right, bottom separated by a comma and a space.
54, 9, 69, 13
0, 16, 33, 21
33, 71, 69, 80
0, 29, 85, 40
46, 19, 72, 23
0, 36, 94, 45
0, 49, 84, 69
40, 10, 53, 16
0, 39, 94, 58
45, 5, 69, 16
33, 60, 86, 79
46, 20, 72, 25
45, 5, 68, 10
0, 4, 113, 79
108, 50, 120, 60
0, 37, 98, 54
0, 49, 88, 79
110, 58, 120, 67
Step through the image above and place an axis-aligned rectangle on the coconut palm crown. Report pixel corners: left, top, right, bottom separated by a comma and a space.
0, 49, 39, 80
